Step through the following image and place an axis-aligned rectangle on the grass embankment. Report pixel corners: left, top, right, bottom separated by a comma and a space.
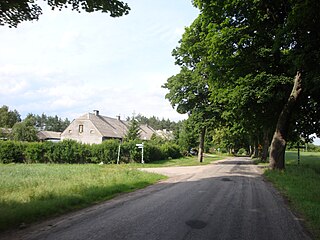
0, 164, 165, 231
264, 151, 320, 239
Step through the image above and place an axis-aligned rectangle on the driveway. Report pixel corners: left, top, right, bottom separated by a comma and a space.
2, 157, 311, 240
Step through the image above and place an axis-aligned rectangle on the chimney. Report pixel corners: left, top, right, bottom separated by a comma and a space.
116, 115, 121, 120
93, 110, 99, 116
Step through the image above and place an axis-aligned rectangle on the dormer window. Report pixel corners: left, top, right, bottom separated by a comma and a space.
79, 125, 84, 133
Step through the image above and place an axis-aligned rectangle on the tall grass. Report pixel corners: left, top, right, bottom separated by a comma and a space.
0, 164, 165, 231
264, 151, 320, 239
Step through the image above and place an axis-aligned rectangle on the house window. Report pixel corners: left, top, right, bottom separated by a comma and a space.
79, 125, 84, 133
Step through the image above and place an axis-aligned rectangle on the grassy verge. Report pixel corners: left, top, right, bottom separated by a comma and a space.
0, 164, 166, 231
264, 151, 320, 239
132, 154, 223, 168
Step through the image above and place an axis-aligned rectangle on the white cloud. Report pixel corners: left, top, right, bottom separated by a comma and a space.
0, 0, 198, 122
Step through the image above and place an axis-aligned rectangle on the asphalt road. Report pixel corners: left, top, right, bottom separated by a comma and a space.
2, 157, 312, 240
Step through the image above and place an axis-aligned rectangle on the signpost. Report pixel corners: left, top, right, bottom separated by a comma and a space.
136, 143, 144, 164
296, 142, 305, 165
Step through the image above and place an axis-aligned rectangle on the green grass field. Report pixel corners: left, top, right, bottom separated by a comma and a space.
0, 155, 223, 232
264, 151, 320, 239
0, 164, 166, 231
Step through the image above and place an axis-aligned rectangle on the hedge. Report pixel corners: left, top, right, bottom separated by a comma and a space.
0, 139, 182, 164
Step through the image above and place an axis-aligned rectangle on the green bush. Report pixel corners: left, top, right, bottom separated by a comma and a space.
24, 142, 45, 163
237, 148, 247, 155
160, 142, 182, 160
143, 142, 163, 163
0, 139, 183, 164
43, 141, 58, 163
42, 140, 86, 164
90, 140, 119, 163
0, 141, 25, 163
58, 140, 88, 164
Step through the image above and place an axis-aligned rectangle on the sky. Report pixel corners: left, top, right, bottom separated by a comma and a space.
1, 1, 319, 146
0, 0, 199, 122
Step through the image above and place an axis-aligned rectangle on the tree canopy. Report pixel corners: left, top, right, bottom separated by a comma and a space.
0, 0, 130, 27
0, 105, 21, 128
124, 117, 141, 141
165, 0, 320, 169
11, 114, 38, 142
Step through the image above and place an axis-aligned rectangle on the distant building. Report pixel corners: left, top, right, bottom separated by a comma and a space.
155, 129, 174, 140
61, 110, 156, 144
37, 131, 61, 142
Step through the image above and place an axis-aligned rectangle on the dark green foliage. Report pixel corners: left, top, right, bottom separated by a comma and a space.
11, 121, 38, 142
160, 143, 182, 160
0, 139, 182, 164
0, 141, 24, 163
124, 118, 141, 141
42, 141, 59, 163
30, 140, 90, 164
58, 140, 83, 164
170, 0, 320, 168
32, 113, 70, 132
143, 142, 164, 163
0, 105, 21, 128
0, 0, 130, 28
237, 148, 247, 156
135, 114, 179, 131
24, 142, 45, 163
120, 140, 141, 163
176, 119, 198, 152
90, 140, 119, 164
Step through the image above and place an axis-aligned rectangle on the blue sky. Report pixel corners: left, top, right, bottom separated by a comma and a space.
0, 0, 199, 121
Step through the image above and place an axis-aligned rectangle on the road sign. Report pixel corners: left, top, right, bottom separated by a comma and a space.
136, 143, 144, 164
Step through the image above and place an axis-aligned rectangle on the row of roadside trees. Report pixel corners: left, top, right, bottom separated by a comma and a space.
163, 0, 320, 169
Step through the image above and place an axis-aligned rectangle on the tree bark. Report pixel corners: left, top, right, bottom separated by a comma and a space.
198, 126, 206, 163
269, 72, 302, 170
251, 138, 259, 158
261, 128, 270, 162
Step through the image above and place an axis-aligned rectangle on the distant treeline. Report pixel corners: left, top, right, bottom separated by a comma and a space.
0, 105, 181, 132
0, 105, 70, 132
130, 114, 181, 131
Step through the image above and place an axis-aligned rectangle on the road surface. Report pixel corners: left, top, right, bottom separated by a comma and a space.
2, 157, 312, 240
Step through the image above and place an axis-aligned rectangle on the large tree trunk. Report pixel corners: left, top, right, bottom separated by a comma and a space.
261, 128, 270, 162
198, 126, 206, 163
269, 72, 302, 170
251, 137, 259, 158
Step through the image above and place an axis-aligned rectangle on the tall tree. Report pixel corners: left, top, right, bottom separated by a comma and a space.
124, 117, 140, 141
176, 119, 198, 153
11, 114, 38, 142
163, 67, 214, 162
31, 113, 70, 132
0, 105, 21, 128
189, 0, 320, 169
0, 0, 130, 28
163, 17, 219, 162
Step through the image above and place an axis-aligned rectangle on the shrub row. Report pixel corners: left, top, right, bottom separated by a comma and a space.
0, 140, 182, 164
